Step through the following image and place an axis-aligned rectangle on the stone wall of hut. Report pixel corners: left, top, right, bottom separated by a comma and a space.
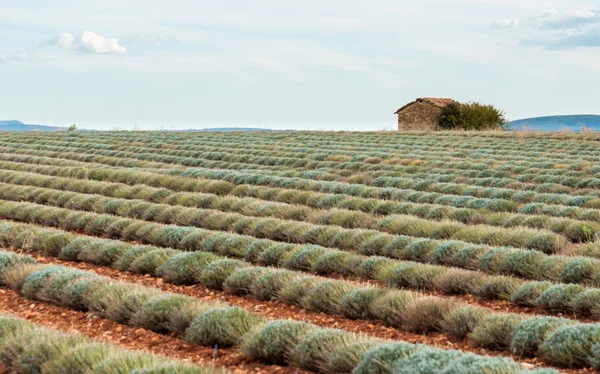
397, 102, 443, 131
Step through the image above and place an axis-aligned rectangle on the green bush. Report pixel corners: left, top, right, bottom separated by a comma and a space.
0, 251, 36, 277
391, 348, 463, 374
354, 342, 419, 374
472, 276, 521, 300
289, 329, 361, 372
401, 297, 458, 333
113, 246, 155, 271
79, 242, 129, 266
441, 306, 488, 339
511, 317, 571, 357
385, 263, 446, 289
302, 280, 355, 313
439, 101, 507, 130
313, 251, 363, 276
439, 354, 524, 374
283, 245, 327, 271
564, 223, 597, 243
470, 314, 523, 349
432, 268, 484, 295
429, 241, 461, 265
368, 291, 418, 327
358, 256, 397, 280
498, 250, 545, 279
131, 294, 195, 333
197, 259, 249, 290
510, 282, 552, 307
256, 243, 297, 267
559, 258, 600, 284
90, 352, 161, 373
166, 301, 216, 335
339, 288, 390, 320
36, 268, 89, 304
573, 289, 600, 316
31, 232, 72, 257
128, 249, 177, 275
327, 340, 381, 374
6, 332, 85, 374
537, 284, 586, 312
540, 323, 600, 367
156, 252, 219, 285
41, 343, 116, 373
20, 266, 65, 300
588, 342, 600, 369
85, 282, 160, 324
185, 307, 265, 347
222, 267, 268, 296
278, 277, 323, 305
60, 277, 104, 309
251, 270, 302, 301
241, 320, 316, 364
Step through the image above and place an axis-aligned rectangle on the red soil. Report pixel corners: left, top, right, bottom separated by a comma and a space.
22, 251, 593, 373
0, 287, 307, 374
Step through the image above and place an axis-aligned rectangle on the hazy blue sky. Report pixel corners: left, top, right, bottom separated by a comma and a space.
1, 0, 599, 130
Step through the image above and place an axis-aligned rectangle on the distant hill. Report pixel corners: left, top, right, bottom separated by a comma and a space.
0, 121, 291, 132
181, 127, 293, 132
0, 120, 66, 131
510, 115, 600, 131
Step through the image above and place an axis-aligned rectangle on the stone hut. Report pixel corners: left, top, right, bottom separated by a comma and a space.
394, 97, 454, 131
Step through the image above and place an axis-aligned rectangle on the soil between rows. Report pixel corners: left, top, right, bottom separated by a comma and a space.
0, 287, 307, 374
0, 287, 309, 374
328, 272, 598, 323
6, 219, 596, 324
16, 250, 594, 373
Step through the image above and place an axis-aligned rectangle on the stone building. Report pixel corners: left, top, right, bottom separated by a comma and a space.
394, 97, 454, 131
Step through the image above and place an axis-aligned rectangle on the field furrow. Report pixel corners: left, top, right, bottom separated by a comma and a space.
0, 220, 598, 371
5, 130, 600, 372
0, 312, 239, 373
0, 250, 553, 373
0, 291, 268, 373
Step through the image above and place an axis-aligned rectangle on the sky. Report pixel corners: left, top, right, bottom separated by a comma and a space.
1, 0, 600, 131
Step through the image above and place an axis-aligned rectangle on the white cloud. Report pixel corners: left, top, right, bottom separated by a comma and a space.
249, 57, 286, 72
492, 18, 520, 29
122, 34, 179, 47
523, 29, 600, 49
0, 50, 35, 63
49, 31, 126, 54
521, 7, 600, 49
55, 32, 75, 49
536, 8, 600, 30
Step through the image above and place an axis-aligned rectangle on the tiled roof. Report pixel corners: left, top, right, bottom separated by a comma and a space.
394, 97, 454, 114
